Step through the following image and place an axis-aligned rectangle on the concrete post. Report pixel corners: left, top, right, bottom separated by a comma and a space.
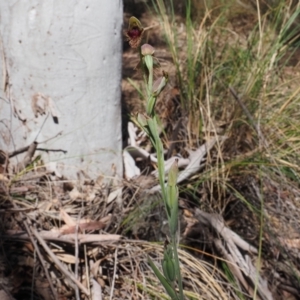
0, 1, 123, 179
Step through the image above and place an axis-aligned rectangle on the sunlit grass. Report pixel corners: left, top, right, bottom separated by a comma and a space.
151, 0, 300, 182
150, 0, 300, 296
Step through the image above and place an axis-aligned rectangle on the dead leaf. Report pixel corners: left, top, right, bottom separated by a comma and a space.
60, 208, 76, 226
55, 253, 78, 264
123, 149, 140, 179
107, 188, 122, 204
60, 220, 106, 234
91, 259, 102, 277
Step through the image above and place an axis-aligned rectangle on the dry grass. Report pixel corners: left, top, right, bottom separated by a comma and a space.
122, 0, 300, 299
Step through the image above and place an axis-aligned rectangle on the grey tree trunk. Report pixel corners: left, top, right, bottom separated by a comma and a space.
0, 1, 123, 179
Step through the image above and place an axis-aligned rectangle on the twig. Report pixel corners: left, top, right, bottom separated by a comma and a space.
0, 207, 35, 213
84, 244, 91, 298
38, 131, 63, 144
18, 212, 57, 299
31, 241, 37, 300
2, 230, 121, 244
9, 146, 66, 158
8, 130, 64, 158
30, 227, 90, 296
109, 247, 118, 300
15, 141, 37, 171
8, 145, 31, 158
36, 147, 67, 154
75, 210, 82, 300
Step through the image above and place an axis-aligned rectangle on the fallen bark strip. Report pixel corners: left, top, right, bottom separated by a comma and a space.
194, 208, 273, 300
149, 136, 226, 192
2, 230, 121, 245
214, 239, 255, 296
194, 209, 257, 253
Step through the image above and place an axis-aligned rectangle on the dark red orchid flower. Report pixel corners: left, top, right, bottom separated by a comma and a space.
126, 16, 144, 49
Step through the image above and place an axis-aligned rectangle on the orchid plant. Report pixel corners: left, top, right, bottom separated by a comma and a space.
126, 17, 184, 300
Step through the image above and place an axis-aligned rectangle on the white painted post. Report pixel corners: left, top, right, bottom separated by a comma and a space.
0, 1, 123, 179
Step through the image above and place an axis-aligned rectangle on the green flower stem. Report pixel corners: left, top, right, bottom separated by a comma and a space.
129, 17, 183, 297
138, 46, 148, 95
172, 237, 184, 300
147, 117, 167, 200
144, 60, 183, 300
144, 55, 154, 95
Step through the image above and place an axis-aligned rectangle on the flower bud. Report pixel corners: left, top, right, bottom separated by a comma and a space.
141, 43, 155, 56
152, 71, 168, 96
